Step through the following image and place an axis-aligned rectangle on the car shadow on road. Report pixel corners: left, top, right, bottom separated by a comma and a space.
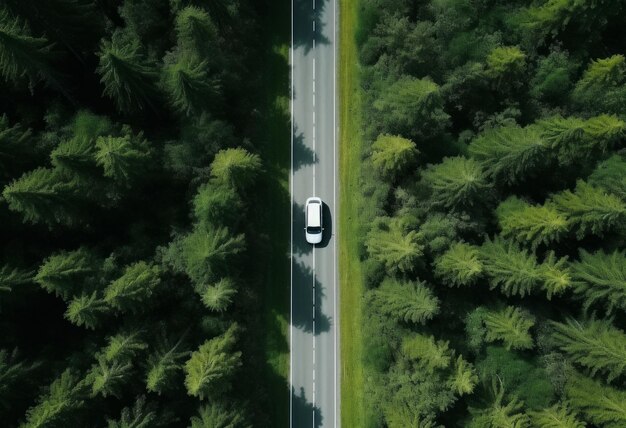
293, 201, 313, 256
292, 386, 323, 427
292, 260, 331, 335
315, 202, 332, 248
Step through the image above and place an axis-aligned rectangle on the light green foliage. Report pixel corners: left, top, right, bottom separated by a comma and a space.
480, 237, 541, 297
373, 76, 449, 139
485, 46, 526, 82
422, 156, 491, 210
576, 55, 625, 90
97, 30, 158, 112
88, 356, 133, 398
95, 134, 150, 187
163, 52, 218, 116
164, 224, 245, 285
572, 55, 626, 113
0, 265, 32, 293
582, 115, 626, 152
64, 291, 108, 329
469, 380, 530, 428
448, 355, 478, 396
35, 248, 99, 300
189, 403, 251, 428
369, 278, 439, 324
103, 330, 147, 363
469, 125, 549, 185
401, 334, 451, 373
497, 197, 568, 249
199, 277, 237, 312
21, 369, 87, 428
434, 242, 483, 287
588, 155, 626, 199
184, 324, 241, 399
483, 306, 535, 350
0, 349, 39, 408
571, 249, 626, 312
2, 167, 83, 226
552, 181, 626, 239
566, 374, 626, 428
539, 252, 572, 300
104, 262, 161, 312
551, 318, 626, 381
366, 216, 424, 275
529, 403, 586, 428
210, 148, 262, 190
0, 9, 56, 89
371, 134, 418, 181
192, 181, 242, 226
146, 336, 189, 394
107, 396, 156, 428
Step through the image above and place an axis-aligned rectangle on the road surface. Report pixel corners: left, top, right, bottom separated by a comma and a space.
290, 0, 338, 426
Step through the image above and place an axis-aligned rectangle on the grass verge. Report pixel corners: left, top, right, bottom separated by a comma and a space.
339, 0, 366, 426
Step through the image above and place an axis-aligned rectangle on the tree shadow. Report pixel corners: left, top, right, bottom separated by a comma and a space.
291, 260, 331, 335
293, 202, 313, 256
292, 386, 323, 427
293, 124, 317, 172
293, 0, 331, 54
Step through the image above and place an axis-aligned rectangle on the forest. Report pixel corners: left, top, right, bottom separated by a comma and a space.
355, 0, 626, 426
0, 0, 287, 426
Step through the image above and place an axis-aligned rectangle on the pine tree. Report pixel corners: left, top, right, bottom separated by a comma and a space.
566, 373, 626, 428
588, 155, 626, 200
96, 29, 158, 112
189, 403, 251, 428
572, 55, 626, 114
104, 261, 161, 312
0, 8, 58, 90
210, 148, 262, 190
199, 277, 237, 312
21, 369, 87, 428
528, 403, 585, 428
95, 134, 150, 187
64, 291, 109, 329
106, 396, 156, 428
369, 279, 439, 324
552, 180, 626, 239
366, 216, 424, 275
0, 348, 39, 409
448, 355, 478, 396
480, 237, 541, 297
145, 335, 189, 394
483, 306, 535, 350
434, 242, 483, 287
401, 334, 451, 372
485, 46, 526, 87
103, 330, 147, 363
469, 380, 530, 428
497, 197, 569, 249
184, 324, 241, 399
551, 318, 626, 381
422, 156, 491, 210
174, 6, 219, 58
35, 248, 99, 300
88, 356, 133, 398
370, 134, 419, 181
192, 181, 242, 227
536, 115, 585, 163
0, 265, 33, 293
0, 115, 32, 178
571, 249, 626, 312
539, 252, 572, 300
469, 125, 549, 185
50, 135, 97, 173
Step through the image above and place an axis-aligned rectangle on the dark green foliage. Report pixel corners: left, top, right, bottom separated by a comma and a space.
189, 403, 251, 428
530, 50, 577, 103
0, 265, 33, 293
192, 181, 242, 227
95, 134, 150, 187
145, 335, 189, 394
35, 248, 99, 300
369, 278, 439, 324
88, 356, 133, 398
106, 396, 156, 428
588, 155, 626, 200
104, 262, 161, 312
572, 55, 626, 114
64, 292, 109, 329
0, 349, 39, 410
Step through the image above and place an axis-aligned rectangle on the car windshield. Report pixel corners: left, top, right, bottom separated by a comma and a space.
307, 226, 322, 234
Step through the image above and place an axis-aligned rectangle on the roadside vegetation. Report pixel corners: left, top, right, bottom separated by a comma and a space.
0, 0, 286, 426
351, 0, 626, 426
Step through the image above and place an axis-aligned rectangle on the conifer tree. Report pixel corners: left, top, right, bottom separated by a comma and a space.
551, 318, 626, 381
571, 249, 626, 312
370, 134, 419, 181
434, 242, 483, 287
422, 156, 491, 210
199, 277, 237, 312
103, 330, 147, 363
551, 180, 626, 239
104, 262, 161, 312
21, 369, 87, 428
174, 6, 219, 58
0, 115, 32, 178
184, 324, 241, 399
528, 403, 585, 428
566, 373, 626, 428
448, 356, 478, 396
401, 334, 451, 373
469, 380, 530, 428
189, 403, 251, 428
88, 356, 133, 398
369, 279, 439, 324
0, 265, 33, 293
96, 29, 158, 112
192, 181, 242, 227
106, 396, 156, 428
35, 248, 99, 300
0, 349, 39, 409
366, 216, 424, 275
483, 306, 535, 350
485, 46, 526, 88
539, 252, 572, 300
64, 291, 109, 329
145, 335, 189, 394
588, 155, 626, 200
480, 237, 541, 297
469, 125, 549, 185
572, 55, 626, 113
95, 134, 150, 187
210, 148, 262, 191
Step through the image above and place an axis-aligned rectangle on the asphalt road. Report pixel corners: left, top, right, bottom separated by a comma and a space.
290, 0, 338, 426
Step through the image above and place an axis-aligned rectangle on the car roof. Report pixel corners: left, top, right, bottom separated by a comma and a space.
307, 202, 321, 227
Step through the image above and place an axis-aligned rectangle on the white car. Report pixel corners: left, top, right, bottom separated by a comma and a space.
305, 197, 323, 244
